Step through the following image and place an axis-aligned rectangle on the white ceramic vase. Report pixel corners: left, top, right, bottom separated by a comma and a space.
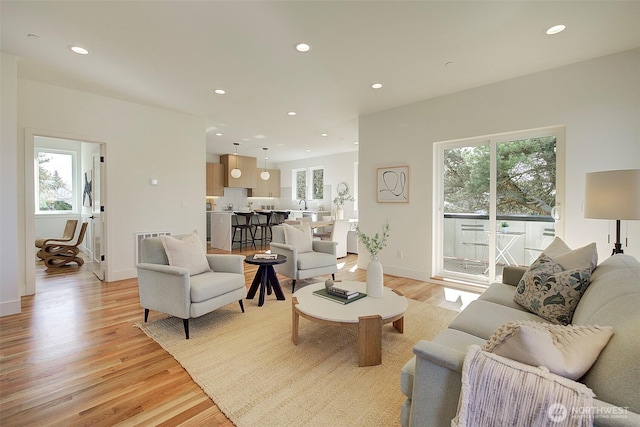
366, 255, 384, 298
336, 206, 344, 220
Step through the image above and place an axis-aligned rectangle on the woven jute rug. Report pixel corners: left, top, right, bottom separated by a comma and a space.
137, 292, 458, 427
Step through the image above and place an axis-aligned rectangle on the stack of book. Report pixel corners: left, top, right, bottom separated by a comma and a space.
326, 285, 359, 300
253, 253, 277, 260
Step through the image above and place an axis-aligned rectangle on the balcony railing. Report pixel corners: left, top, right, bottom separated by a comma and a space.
444, 213, 555, 270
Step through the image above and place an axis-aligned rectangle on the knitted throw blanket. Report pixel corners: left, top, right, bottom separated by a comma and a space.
452, 345, 595, 427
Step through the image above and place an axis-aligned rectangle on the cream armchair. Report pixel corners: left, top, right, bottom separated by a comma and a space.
269, 225, 337, 292
136, 233, 246, 339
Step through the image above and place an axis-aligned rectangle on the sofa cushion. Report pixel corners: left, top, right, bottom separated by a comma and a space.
477, 283, 530, 312
283, 223, 313, 253
573, 255, 640, 414
190, 271, 244, 303
514, 254, 592, 325
160, 231, 211, 276
448, 300, 545, 340
482, 320, 613, 380
297, 251, 336, 270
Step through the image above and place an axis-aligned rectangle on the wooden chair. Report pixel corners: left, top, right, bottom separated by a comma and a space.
35, 219, 78, 260
41, 222, 88, 268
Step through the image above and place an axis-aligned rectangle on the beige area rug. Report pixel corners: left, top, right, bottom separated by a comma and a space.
136, 294, 458, 427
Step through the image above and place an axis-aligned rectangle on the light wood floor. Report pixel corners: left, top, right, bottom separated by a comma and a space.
0, 248, 468, 426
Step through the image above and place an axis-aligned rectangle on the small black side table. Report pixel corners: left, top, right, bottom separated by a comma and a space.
244, 254, 287, 306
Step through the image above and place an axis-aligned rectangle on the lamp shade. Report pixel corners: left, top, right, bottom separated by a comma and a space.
584, 169, 640, 220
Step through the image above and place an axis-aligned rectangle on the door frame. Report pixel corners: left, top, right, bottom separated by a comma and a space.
24, 128, 108, 295
432, 125, 565, 285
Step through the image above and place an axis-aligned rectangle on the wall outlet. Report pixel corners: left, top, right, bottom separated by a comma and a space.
397, 249, 403, 258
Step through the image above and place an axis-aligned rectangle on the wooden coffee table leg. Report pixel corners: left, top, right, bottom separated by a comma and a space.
358, 315, 382, 367
393, 316, 404, 333
292, 297, 300, 345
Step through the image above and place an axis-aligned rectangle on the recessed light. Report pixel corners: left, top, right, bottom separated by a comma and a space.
287, 111, 297, 116
354, 141, 359, 145
546, 24, 566, 35
69, 45, 89, 55
215, 133, 223, 136
305, 149, 311, 153
295, 43, 312, 52
321, 133, 328, 137
371, 83, 383, 89
214, 89, 226, 95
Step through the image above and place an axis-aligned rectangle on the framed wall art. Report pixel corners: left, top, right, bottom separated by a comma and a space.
377, 165, 409, 203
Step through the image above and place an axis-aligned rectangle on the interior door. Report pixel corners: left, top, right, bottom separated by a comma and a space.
91, 152, 105, 280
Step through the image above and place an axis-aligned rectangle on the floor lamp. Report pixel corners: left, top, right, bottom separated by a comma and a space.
584, 169, 640, 255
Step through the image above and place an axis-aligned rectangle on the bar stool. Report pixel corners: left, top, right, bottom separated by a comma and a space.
232, 212, 256, 251
254, 212, 273, 249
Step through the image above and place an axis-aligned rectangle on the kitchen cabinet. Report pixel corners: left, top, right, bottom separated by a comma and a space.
250, 169, 281, 197
206, 163, 224, 196
220, 154, 257, 188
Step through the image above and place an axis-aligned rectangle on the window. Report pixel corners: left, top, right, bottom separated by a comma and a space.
294, 168, 307, 200
292, 167, 324, 200
434, 126, 565, 285
35, 149, 76, 213
311, 167, 324, 200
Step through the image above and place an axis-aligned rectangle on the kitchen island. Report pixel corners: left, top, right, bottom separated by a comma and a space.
209, 212, 234, 251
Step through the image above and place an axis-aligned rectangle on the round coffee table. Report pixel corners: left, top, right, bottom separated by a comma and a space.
244, 254, 287, 306
292, 281, 408, 367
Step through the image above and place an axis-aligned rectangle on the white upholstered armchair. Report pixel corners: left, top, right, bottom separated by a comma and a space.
136, 233, 246, 339
269, 224, 337, 292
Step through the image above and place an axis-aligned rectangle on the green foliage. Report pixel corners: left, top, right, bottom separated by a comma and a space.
312, 169, 324, 199
444, 137, 556, 216
356, 221, 390, 257
38, 152, 73, 211
295, 170, 306, 200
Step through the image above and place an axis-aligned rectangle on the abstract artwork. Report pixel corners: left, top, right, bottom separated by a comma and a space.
377, 166, 409, 203
83, 170, 92, 207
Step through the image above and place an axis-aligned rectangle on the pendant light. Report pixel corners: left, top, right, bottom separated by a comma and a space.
230, 142, 242, 179
260, 147, 270, 181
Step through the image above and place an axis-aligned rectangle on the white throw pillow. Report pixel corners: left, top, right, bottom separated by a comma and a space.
283, 223, 313, 253
160, 231, 211, 276
482, 320, 614, 380
543, 237, 598, 272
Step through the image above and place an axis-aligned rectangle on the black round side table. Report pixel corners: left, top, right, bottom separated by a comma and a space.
244, 254, 287, 306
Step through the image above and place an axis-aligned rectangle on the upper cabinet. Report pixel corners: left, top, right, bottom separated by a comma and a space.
250, 169, 281, 197
220, 154, 257, 188
206, 163, 224, 196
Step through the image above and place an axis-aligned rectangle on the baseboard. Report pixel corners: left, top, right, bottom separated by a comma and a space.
108, 268, 137, 282
0, 299, 21, 317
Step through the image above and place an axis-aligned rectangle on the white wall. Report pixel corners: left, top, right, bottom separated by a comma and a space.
16, 79, 207, 295
359, 49, 640, 280
1, 52, 21, 316
277, 151, 359, 218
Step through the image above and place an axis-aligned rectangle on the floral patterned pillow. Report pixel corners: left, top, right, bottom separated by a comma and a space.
514, 254, 592, 325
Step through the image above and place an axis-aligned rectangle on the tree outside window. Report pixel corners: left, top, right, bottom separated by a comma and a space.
36, 150, 75, 212
311, 168, 324, 200
295, 169, 306, 200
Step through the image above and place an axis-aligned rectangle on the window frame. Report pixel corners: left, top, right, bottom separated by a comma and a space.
35, 148, 78, 214
291, 166, 325, 201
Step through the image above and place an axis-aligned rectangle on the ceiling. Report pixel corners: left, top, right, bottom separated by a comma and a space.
2, 1, 639, 163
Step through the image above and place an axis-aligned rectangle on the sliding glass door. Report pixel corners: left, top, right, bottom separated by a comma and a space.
434, 127, 564, 285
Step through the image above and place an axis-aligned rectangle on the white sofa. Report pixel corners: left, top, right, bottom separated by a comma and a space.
400, 254, 640, 426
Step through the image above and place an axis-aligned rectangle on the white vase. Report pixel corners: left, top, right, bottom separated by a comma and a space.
336, 206, 344, 220
366, 255, 384, 298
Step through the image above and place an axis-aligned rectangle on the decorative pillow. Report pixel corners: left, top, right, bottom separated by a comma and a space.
514, 254, 591, 325
283, 223, 313, 253
483, 320, 614, 380
160, 231, 211, 276
542, 237, 598, 272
